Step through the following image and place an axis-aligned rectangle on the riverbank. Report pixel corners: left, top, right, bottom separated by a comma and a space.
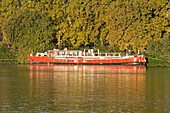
147, 57, 170, 67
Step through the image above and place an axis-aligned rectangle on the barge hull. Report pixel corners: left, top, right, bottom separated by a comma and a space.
28, 56, 147, 66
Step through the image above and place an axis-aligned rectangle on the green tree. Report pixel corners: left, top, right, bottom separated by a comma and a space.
67, 0, 97, 48
1, 0, 170, 63
147, 38, 170, 61
0, 0, 21, 40
3, 10, 55, 63
104, 0, 169, 52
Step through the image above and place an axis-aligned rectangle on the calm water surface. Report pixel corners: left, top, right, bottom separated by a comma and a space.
0, 64, 170, 113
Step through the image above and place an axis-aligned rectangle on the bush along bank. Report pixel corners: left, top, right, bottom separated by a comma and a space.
0, 44, 18, 64
147, 57, 170, 67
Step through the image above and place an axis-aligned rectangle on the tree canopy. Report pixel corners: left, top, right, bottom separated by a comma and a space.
2, 10, 55, 63
0, 0, 170, 62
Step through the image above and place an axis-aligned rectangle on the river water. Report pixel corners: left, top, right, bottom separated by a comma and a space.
0, 64, 170, 113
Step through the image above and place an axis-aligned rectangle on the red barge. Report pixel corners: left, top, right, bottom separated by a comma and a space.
28, 49, 147, 66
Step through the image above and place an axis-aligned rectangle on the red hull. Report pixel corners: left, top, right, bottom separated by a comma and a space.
28, 55, 147, 66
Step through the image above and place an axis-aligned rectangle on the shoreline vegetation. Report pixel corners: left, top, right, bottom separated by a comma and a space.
0, 1, 170, 64
147, 57, 170, 67
0, 47, 170, 66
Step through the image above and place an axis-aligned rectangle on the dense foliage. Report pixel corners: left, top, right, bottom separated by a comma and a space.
0, 0, 170, 63
0, 43, 17, 64
147, 38, 170, 61
2, 10, 55, 63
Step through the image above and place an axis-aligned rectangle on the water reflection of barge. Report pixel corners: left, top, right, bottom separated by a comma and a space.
28, 65, 146, 87
28, 65, 146, 74
28, 65, 146, 112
